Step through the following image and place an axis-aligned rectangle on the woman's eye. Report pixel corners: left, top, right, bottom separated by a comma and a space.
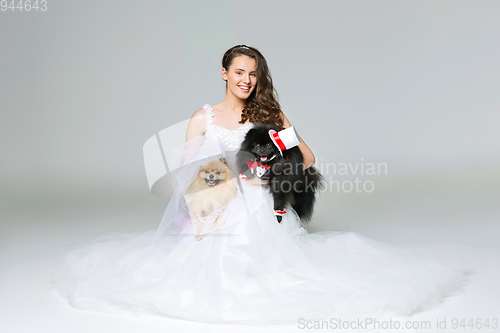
237, 72, 242, 75
250, 73, 256, 77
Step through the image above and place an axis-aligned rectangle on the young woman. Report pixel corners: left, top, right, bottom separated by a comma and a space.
51, 45, 464, 326
186, 45, 316, 172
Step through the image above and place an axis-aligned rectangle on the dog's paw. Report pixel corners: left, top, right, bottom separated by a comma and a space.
274, 208, 286, 223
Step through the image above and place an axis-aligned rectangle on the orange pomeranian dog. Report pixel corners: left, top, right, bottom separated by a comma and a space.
184, 157, 237, 240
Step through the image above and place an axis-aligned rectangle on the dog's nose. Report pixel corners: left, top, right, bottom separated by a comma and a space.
209, 174, 214, 179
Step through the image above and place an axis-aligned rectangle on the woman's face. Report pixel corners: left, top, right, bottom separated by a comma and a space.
222, 55, 257, 100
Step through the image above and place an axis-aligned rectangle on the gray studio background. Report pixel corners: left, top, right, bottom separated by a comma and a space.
1, 0, 499, 270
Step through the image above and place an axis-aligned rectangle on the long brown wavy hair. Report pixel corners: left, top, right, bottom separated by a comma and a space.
222, 45, 284, 129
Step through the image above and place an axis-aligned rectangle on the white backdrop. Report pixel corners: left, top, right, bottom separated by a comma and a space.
1, 0, 499, 265
1, 3, 500, 332
2, 0, 499, 185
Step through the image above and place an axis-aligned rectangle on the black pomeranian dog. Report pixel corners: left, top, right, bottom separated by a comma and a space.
236, 124, 324, 223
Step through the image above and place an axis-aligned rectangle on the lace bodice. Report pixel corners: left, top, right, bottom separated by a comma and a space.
203, 104, 254, 151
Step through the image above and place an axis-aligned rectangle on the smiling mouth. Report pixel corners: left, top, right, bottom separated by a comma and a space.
238, 85, 250, 92
256, 153, 276, 162
205, 179, 221, 186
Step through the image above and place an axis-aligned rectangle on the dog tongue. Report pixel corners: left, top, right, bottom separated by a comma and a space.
260, 156, 267, 161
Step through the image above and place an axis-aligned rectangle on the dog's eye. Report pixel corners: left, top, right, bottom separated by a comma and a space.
255, 144, 260, 148
215, 171, 220, 175
267, 143, 271, 147
205, 170, 209, 173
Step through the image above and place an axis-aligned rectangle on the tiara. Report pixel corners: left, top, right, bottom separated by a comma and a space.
223, 45, 250, 63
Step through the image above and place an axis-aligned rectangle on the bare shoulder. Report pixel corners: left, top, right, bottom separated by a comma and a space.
191, 107, 207, 118
279, 110, 292, 128
186, 108, 207, 141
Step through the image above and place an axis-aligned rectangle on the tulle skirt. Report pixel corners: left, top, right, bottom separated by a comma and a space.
50, 181, 464, 325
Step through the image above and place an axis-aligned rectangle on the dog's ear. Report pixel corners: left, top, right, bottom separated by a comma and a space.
219, 157, 227, 164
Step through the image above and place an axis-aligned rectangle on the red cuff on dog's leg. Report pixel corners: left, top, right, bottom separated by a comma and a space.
239, 173, 249, 180
274, 209, 286, 215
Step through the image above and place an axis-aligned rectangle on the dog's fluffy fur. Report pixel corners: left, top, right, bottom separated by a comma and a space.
184, 157, 237, 240
237, 125, 324, 223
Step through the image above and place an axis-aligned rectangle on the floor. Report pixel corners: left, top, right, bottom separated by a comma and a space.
1, 186, 499, 333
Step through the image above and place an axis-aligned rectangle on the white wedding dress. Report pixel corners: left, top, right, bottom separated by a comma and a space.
50, 104, 464, 325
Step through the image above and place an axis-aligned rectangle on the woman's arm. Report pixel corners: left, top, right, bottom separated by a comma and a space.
179, 109, 207, 167
185, 108, 206, 142
280, 111, 316, 170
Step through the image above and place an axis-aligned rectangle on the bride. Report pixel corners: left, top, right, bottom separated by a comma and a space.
50, 45, 464, 325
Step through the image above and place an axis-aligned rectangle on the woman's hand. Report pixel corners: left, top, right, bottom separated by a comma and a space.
247, 177, 270, 185
241, 175, 270, 185
280, 111, 316, 169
